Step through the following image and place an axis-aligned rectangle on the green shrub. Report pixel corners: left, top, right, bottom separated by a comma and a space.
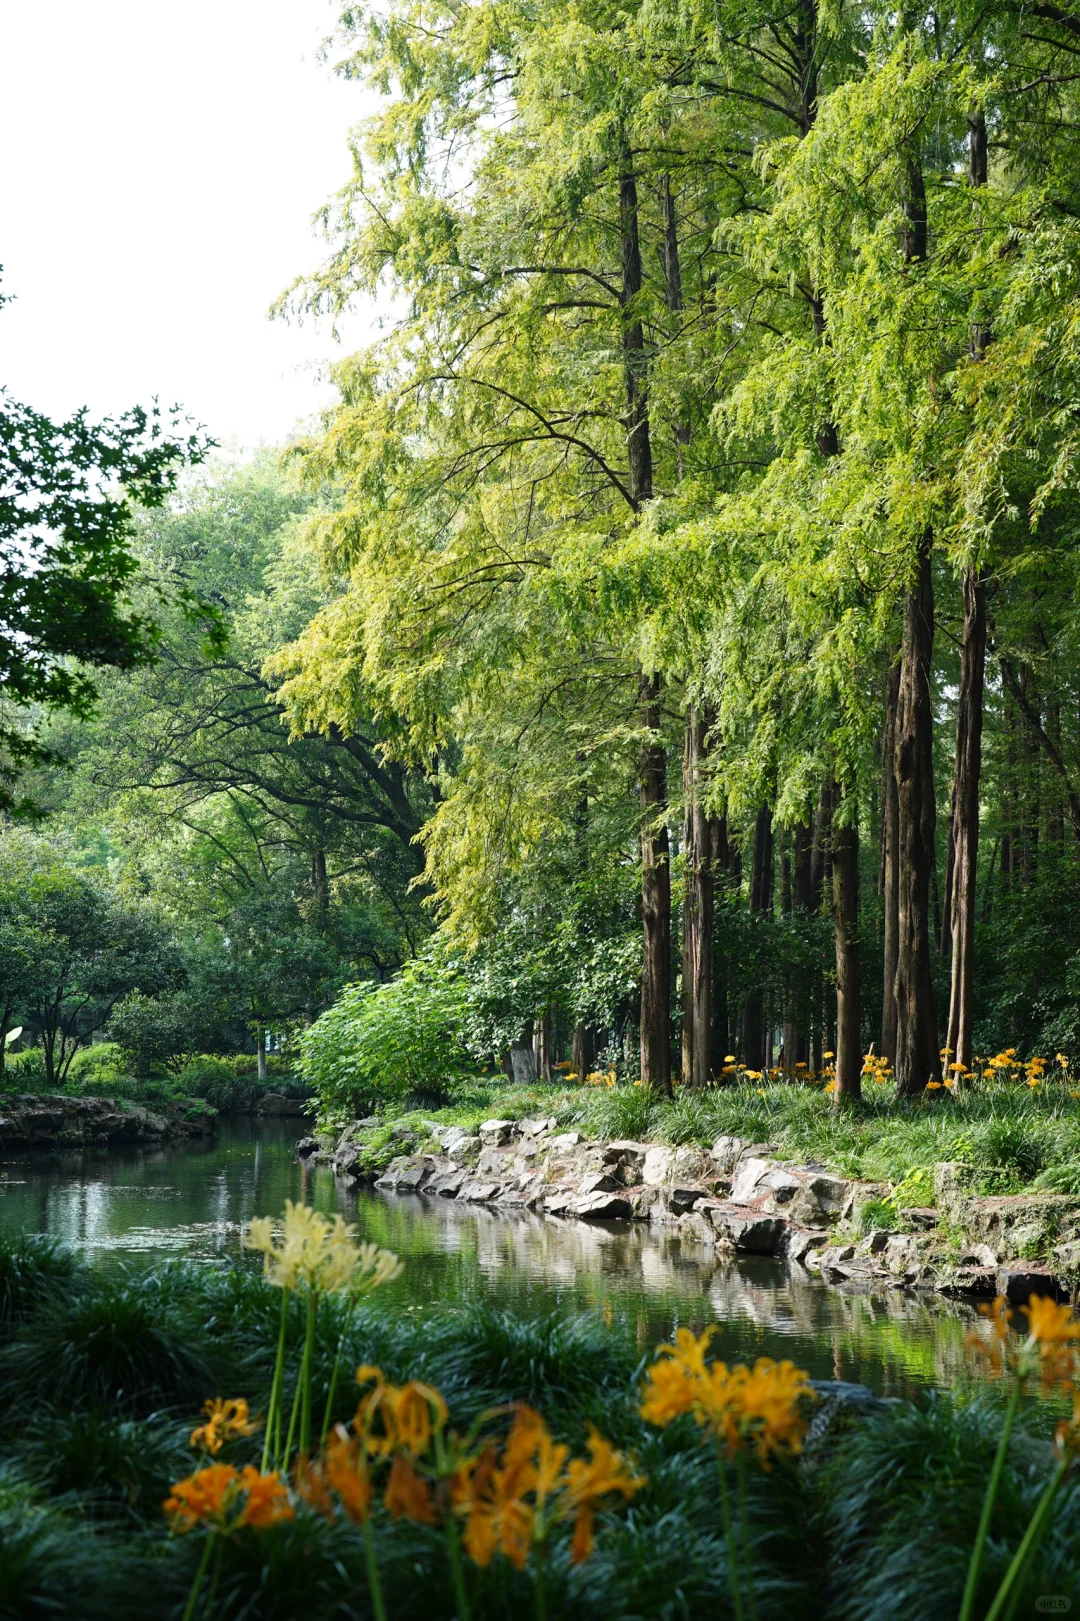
300, 952, 473, 1115
65, 1042, 129, 1092
1, 1047, 47, 1091
176, 1054, 246, 1107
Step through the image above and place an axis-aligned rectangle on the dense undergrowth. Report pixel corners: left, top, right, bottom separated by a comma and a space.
0, 1233, 1076, 1620
327, 1073, 1080, 1202
2, 1043, 308, 1115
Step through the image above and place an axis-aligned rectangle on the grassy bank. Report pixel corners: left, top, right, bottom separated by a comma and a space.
1, 1232, 1077, 1620
325, 1072, 1080, 1203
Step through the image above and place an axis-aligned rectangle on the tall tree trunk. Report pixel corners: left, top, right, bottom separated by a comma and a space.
881, 660, 901, 1067
831, 785, 862, 1103
946, 569, 987, 1073
533, 1010, 553, 1082
257, 1027, 267, 1083
620, 152, 653, 512
784, 821, 812, 1070
572, 1023, 595, 1084
681, 705, 714, 1088
639, 673, 671, 1091
741, 806, 773, 1067
711, 816, 731, 1077
809, 782, 832, 1074
894, 531, 941, 1094
620, 146, 668, 1091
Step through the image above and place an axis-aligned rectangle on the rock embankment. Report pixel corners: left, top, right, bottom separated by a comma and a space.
0, 1093, 212, 1149
300, 1116, 1079, 1303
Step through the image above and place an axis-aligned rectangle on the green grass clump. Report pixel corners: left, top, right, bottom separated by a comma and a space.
0, 1234, 1078, 1620
0, 1233, 77, 1330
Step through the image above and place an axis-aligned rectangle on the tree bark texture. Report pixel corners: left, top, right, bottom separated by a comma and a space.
620, 153, 652, 511
639, 672, 671, 1091
831, 788, 862, 1103
881, 659, 901, 1067
946, 568, 987, 1073
741, 806, 773, 1068
533, 1008, 553, 1082
572, 1022, 595, 1084
681, 705, 714, 1087
783, 821, 813, 1069
894, 532, 941, 1094
711, 816, 731, 1076
620, 149, 668, 1091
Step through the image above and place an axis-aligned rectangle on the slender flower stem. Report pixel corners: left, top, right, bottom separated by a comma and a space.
321, 1306, 353, 1447
299, 1289, 318, 1459
959, 1377, 1022, 1621
984, 1459, 1068, 1621
534, 1555, 547, 1621
281, 1350, 305, 1470
717, 1446, 746, 1621
263, 1287, 289, 1473
444, 1516, 472, 1621
180, 1532, 215, 1621
736, 1452, 758, 1621
203, 1536, 225, 1618
361, 1518, 389, 1621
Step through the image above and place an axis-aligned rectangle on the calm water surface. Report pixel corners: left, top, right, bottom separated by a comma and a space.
0, 1118, 980, 1399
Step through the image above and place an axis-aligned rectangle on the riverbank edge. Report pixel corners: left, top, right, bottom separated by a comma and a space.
300, 1114, 1080, 1304
0, 1092, 217, 1150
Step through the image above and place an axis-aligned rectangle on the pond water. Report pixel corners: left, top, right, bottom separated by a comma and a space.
0, 1118, 979, 1399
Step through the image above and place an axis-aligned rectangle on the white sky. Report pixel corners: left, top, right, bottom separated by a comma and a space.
0, 0, 374, 451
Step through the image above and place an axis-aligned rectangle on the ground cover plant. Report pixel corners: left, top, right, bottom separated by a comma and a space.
2, 1222, 1080, 1621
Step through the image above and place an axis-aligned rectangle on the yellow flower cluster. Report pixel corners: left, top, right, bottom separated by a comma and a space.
583, 1069, 616, 1087
189, 1397, 260, 1456
456, 1405, 642, 1568
862, 1050, 894, 1082
639, 1327, 815, 1464
290, 1366, 642, 1572
165, 1462, 293, 1533
244, 1201, 404, 1294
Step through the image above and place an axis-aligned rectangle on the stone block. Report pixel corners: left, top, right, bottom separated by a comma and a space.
446, 1135, 480, 1162
707, 1205, 786, 1255
571, 1191, 633, 1221
460, 1181, 501, 1203
729, 1157, 772, 1204
642, 1146, 675, 1185
579, 1170, 621, 1195
479, 1119, 517, 1144
548, 1132, 583, 1151
666, 1186, 704, 1213
432, 1168, 468, 1198
996, 1265, 1061, 1305
628, 1186, 659, 1219
710, 1136, 749, 1176
783, 1227, 829, 1266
